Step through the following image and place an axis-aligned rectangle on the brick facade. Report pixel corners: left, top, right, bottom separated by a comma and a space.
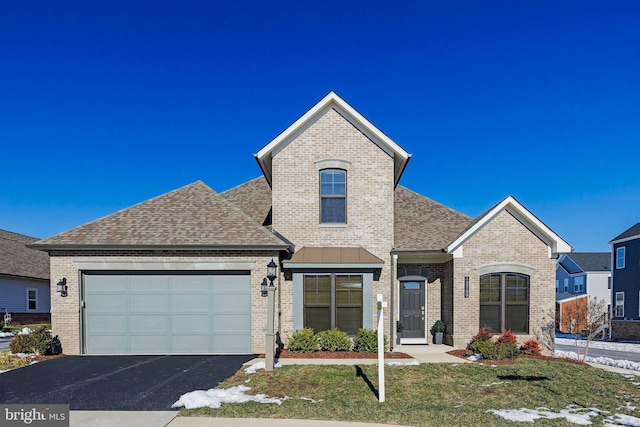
612, 320, 640, 341
272, 108, 395, 336
446, 210, 556, 348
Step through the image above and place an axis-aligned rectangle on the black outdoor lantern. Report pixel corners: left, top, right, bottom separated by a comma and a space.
267, 259, 278, 285
57, 278, 68, 297
260, 278, 268, 297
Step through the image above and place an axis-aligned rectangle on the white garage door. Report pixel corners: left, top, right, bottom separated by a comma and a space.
82, 272, 251, 354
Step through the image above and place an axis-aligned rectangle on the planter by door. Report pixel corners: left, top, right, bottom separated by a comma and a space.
434, 332, 443, 345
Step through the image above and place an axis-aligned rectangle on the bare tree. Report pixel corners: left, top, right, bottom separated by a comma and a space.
566, 296, 608, 361
535, 308, 556, 354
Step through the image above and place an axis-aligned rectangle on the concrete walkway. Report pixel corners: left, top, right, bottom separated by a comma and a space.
69, 345, 462, 426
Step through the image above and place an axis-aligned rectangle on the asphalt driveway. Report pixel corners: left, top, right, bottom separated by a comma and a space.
0, 354, 256, 410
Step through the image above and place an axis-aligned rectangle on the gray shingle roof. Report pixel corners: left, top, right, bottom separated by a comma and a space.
221, 176, 272, 227
393, 186, 473, 251
0, 229, 49, 280
611, 222, 640, 243
32, 181, 289, 249
566, 252, 611, 272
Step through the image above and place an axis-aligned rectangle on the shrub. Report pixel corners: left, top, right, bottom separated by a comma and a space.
9, 327, 55, 355
470, 328, 493, 344
317, 329, 352, 352
497, 328, 517, 345
522, 339, 542, 356
468, 339, 519, 360
430, 320, 445, 334
286, 328, 319, 353
353, 328, 388, 353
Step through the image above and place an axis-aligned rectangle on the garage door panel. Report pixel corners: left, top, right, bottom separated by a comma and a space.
84, 273, 251, 354
130, 335, 170, 353
87, 276, 127, 292
87, 314, 128, 333
213, 276, 250, 293
129, 276, 169, 291
171, 276, 210, 292
212, 294, 250, 312
89, 294, 128, 312
87, 335, 127, 354
213, 334, 250, 353
214, 314, 250, 333
172, 294, 210, 312
172, 335, 212, 353
129, 294, 169, 312
130, 315, 169, 333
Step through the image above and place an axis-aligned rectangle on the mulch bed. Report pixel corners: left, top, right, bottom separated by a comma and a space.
262, 349, 413, 359
447, 349, 589, 366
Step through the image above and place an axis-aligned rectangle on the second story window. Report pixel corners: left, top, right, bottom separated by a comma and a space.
616, 247, 626, 269
574, 276, 584, 293
320, 169, 346, 223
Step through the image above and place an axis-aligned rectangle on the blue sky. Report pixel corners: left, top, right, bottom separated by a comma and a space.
1, 1, 638, 251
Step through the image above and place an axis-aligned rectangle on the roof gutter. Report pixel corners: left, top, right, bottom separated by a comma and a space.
27, 244, 293, 252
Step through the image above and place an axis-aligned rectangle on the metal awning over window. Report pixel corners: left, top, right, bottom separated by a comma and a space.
284, 247, 384, 269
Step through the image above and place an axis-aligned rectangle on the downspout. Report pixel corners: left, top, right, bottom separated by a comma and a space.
390, 250, 396, 349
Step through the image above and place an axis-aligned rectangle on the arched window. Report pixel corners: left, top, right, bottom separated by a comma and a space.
320, 169, 346, 223
479, 273, 529, 333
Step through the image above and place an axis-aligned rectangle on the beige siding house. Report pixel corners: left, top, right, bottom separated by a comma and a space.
32, 92, 571, 354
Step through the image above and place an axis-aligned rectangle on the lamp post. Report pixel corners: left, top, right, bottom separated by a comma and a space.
263, 259, 278, 371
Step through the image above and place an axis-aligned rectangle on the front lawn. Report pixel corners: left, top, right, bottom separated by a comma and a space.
180, 360, 640, 426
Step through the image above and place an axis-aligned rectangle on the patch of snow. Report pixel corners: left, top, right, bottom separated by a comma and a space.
482, 382, 504, 387
467, 354, 481, 361
0, 332, 14, 338
18, 327, 32, 335
387, 360, 420, 366
604, 413, 640, 426
452, 364, 458, 367
172, 385, 283, 409
299, 397, 323, 403
555, 350, 640, 371
556, 338, 640, 354
244, 361, 281, 374
487, 405, 600, 424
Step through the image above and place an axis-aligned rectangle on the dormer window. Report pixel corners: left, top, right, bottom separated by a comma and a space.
320, 169, 346, 223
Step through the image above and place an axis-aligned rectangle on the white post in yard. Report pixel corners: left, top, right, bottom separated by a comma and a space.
377, 293, 387, 403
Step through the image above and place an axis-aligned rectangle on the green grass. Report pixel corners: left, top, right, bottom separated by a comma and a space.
180, 360, 640, 426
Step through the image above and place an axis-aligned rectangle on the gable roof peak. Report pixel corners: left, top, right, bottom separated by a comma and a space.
255, 92, 411, 187
446, 195, 572, 257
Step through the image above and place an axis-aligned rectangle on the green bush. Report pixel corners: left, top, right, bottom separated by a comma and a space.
468, 339, 520, 360
9, 327, 55, 355
286, 328, 319, 353
353, 328, 388, 353
317, 329, 352, 352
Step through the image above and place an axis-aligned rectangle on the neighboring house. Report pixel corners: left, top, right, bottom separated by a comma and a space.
610, 222, 640, 340
31, 92, 572, 355
556, 252, 611, 302
555, 293, 589, 334
0, 229, 51, 324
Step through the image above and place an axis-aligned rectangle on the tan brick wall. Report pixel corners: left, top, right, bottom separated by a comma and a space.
450, 210, 556, 349
49, 250, 279, 355
272, 108, 395, 335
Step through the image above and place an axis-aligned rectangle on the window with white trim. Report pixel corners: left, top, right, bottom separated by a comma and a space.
615, 292, 624, 317
26, 288, 37, 311
320, 169, 346, 223
563, 278, 569, 293
574, 276, 584, 293
617, 247, 626, 269
555, 280, 559, 293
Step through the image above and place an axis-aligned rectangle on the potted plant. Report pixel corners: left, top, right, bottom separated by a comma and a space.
396, 321, 404, 345
430, 320, 445, 345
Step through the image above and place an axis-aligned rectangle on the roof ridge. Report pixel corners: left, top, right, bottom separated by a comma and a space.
221, 176, 265, 194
